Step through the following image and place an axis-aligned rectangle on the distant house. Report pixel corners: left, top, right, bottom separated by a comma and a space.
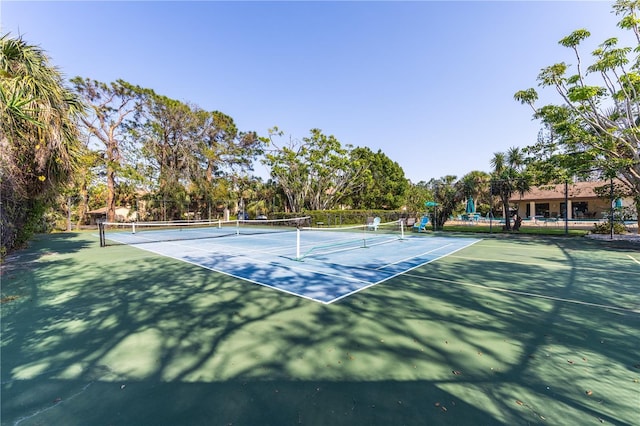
86, 206, 137, 224
509, 181, 629, 220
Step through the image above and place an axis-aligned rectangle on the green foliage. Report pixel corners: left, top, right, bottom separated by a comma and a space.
428, 176, 462, 230
538, 63, 568, 86
591, 221, 627, 234
559, 29, 591, 48
513, 88, 538, 105
404, 181, 432, 213
13, 199, 47, 249
71, 77, 143, 222
566, 85, 606, 102
348, 147, 409, 209
73, 79, 264, 222
1, 34, 83, 254
457, 170, 491, 214
284, 209, 408, 227
490, 147, 531, 230
515, 0, 640, 231
263, 129, 367, 212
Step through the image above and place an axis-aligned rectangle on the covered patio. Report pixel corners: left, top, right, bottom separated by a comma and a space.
510, 181, 622, 221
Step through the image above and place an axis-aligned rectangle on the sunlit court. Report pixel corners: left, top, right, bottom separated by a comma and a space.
2, 231, 638, 425
99, 218, 480, 304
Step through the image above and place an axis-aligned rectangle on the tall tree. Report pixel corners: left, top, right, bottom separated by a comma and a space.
457, 170, 491, 215
263, 128, 365, 212
348, 147, 409, 209
404, 180, 433, 216
71, 78, 142, 222
0, 34, 83, 253
137, 94, 201, 219
72, 148, 102, 227
490, 147, 531, 230
514, 0, 640, 231
193, 110, 263, 216
137, 94, 264, 219
429, 176, 460, 230
263, 131, 308, 213
304, 129, 364, 210
199, 110, 262, 180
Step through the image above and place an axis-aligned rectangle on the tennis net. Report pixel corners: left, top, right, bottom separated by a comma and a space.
99, 217, 311, 247
294, 219, 406, 260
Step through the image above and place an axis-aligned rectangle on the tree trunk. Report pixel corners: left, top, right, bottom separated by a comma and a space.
76, 185, 88, 228
502, 194, 511, 231
634, 195, 640, 235
106, 165, 116, 223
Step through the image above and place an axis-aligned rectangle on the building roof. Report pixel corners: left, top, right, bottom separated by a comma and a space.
510, 181, 611, 202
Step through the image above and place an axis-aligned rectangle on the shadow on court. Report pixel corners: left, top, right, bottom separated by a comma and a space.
1, 233, 638, 425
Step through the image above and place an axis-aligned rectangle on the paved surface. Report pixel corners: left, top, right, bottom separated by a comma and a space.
105, 231, 480, 303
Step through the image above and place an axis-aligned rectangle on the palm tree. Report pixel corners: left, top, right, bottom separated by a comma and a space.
490, 147, 531, 231
430, 175, 460, 230
458, 170, 491, 216
0, 34, 83, 253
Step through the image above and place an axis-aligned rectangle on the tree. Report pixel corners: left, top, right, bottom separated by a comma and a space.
457, 170, 491, 216
263, 128, 366, 212
71, 148, 102, 227
136, 93, 202, 219
199, 111, 262, 180
490, 147, 531, 231
1, 34, 83, 253
71, 78, 143, 222
404, 180, 433, 216
263, 131, 309, 213
514, 0, 640, 232
428, 176, 460, 230
348, 147, 409, 209
193, 110, 263, 217
136, 93, 264, 220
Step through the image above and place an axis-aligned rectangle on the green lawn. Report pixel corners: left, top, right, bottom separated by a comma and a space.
442, 224, 589, 236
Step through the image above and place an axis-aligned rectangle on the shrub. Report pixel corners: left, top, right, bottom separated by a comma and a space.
591, 221, 626, 235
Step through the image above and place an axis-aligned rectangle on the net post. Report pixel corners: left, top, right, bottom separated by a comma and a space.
132, 222, 136, 234
362, 223, 367, 248
296, 228, 301, 260
99, 222, 105, 247
400, 220, 405, 240
236, 220, 240, 236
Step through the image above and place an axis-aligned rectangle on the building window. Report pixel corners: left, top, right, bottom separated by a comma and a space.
573, 202, 589, 218
535, 203, 550, 218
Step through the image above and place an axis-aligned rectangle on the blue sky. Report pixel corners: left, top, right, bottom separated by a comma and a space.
1, 1, 630, 183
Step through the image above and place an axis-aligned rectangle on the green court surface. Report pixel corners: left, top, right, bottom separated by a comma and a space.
1, 232, 639, 426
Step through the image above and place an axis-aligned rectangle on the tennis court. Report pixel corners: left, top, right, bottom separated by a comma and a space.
99, 219, 480, 304
1, 231, 639, 425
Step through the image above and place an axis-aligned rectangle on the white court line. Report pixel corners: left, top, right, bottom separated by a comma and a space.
123, 230, 394, 261
298, 235, 400, 259
105, 234, 481, 304
448, 254, 640, 276
328, 239, 482, 304
627, 254, 640, 265
109, 229, 384, 258
14, 382, 94, 426
111, 238, 376, 304
140, 239, 372, 285
375, 243, 454, 270
109, 231, 297, 257
405, 273, 640, 314
296, 237, 418, 271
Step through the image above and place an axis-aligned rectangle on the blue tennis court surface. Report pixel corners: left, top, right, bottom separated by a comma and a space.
104, 229, 480, 304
